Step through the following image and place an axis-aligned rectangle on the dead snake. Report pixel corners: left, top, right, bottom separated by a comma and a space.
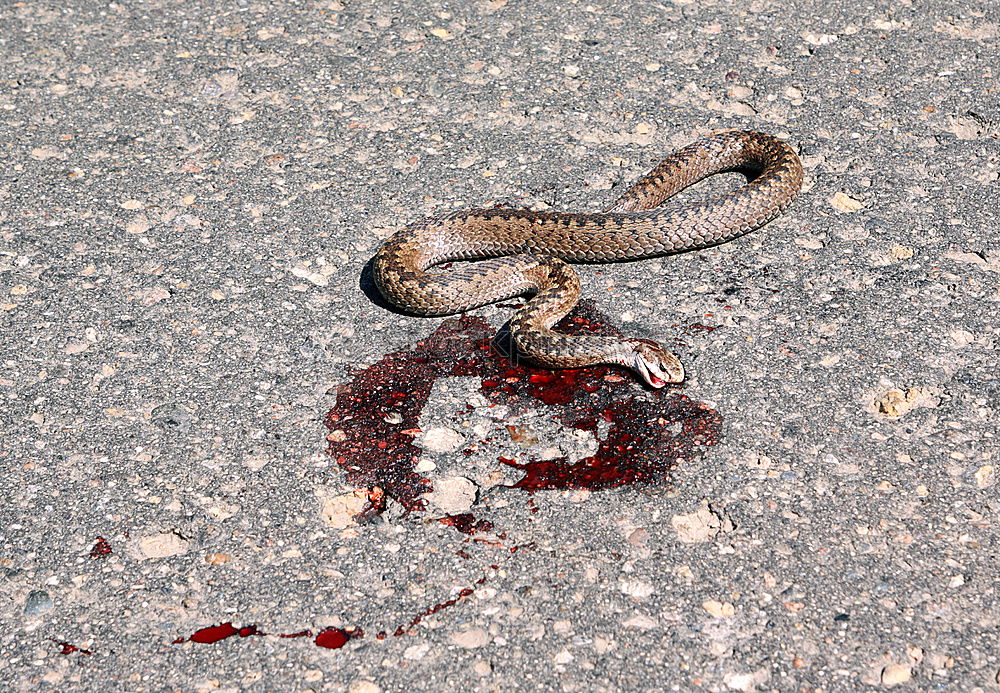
372, 130, 803, 387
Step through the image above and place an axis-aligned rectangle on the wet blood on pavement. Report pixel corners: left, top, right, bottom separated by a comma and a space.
325, 300, 721, 506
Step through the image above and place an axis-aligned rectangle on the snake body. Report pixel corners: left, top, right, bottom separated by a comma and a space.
373, 130, 803, 387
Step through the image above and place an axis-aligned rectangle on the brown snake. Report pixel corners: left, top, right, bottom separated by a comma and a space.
373, 130, 803, 387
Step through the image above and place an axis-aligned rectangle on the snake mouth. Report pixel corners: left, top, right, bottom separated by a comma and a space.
632, 354, 663, 388
635, 358, 667, 389
630, 342, 685, 388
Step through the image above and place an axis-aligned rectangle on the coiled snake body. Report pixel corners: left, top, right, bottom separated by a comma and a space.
373, 130, 803, 387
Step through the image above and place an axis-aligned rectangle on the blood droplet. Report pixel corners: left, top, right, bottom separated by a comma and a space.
314, 628, 351, 649
89, 536, 112, 558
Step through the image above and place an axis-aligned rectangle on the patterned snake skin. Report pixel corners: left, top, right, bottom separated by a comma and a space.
373, 130, 803, 387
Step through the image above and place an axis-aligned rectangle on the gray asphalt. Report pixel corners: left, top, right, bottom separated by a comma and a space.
1, 1, 998, 691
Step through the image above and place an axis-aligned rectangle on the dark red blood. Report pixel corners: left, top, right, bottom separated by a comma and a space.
503, 393, 720, 491
191, 623, 239, 643
314, 628, 351, 649
394, 578, 485, 636
190, 623, 238, 643
89, 536, 112, 558
437, 513, 494, 535
53, 640, 92, 655
686, 322, 719, 332
325, 298, 721, 506
175, 622, 264, 644
174, 624, 361, 649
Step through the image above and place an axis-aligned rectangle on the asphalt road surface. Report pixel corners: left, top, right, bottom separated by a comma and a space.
1, 1, 998, 690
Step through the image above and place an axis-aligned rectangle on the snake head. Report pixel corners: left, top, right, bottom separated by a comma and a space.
628, 340, 685, 388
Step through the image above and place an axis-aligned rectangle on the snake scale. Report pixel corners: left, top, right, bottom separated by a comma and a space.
373, 130, 803, 387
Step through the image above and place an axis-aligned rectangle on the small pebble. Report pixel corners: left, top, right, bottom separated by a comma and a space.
422, 476, 477, 514
23, 590, 53, 615
881, 664, 912, 686
451, 627, 490, 649
137, 532, 190, 559
419, 426, 464, 453
348, 681, 381, 693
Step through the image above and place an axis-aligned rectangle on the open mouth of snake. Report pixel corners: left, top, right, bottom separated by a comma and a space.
633, 356, 667, 389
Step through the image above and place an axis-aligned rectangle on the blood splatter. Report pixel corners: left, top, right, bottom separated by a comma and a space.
89, 536, 112, 558
393, 575, 490, 637
436, 513, 494, 535
172, 623, 361, 649
172, 622, 264, 644
173, 305, 722, 653
502, 393, 719, 491
325, 300, 721, 507
52, 640, 92, 655
314, 628, 352, 649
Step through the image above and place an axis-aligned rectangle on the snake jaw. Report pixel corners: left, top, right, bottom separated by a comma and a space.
629, 341, 685, 388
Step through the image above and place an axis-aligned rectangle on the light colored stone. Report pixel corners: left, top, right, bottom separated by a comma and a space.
593, 636, 615, 654
672, 503, 728, 543
451, 627, 490, 649
290, 266, 328, 286
321, 491, 368, 528
243, 454, 269, 471
126, 214, 153, 234
889, 244, 914, 260
723, 672, 756, 691
802, 31, 838, 45
415, 457, 436, 472
137, 532, 189, 559
30, 146, 66, 160
622, 614, 658, 630
403, 642, 431, 660
881, 664, 911, 686
420, 426, 464, 453
553, 648, 573, 664
948, 328, 975, 346
703, 600, 735, 618
830, 191, 863, 212
348, 681, 381, 693
422, 476, 477, 514
205, 503, 239, 521
872, 386, 939, 419
619, 579, 655, 599
947, 115, 985, 140
975, 465, 994, 488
